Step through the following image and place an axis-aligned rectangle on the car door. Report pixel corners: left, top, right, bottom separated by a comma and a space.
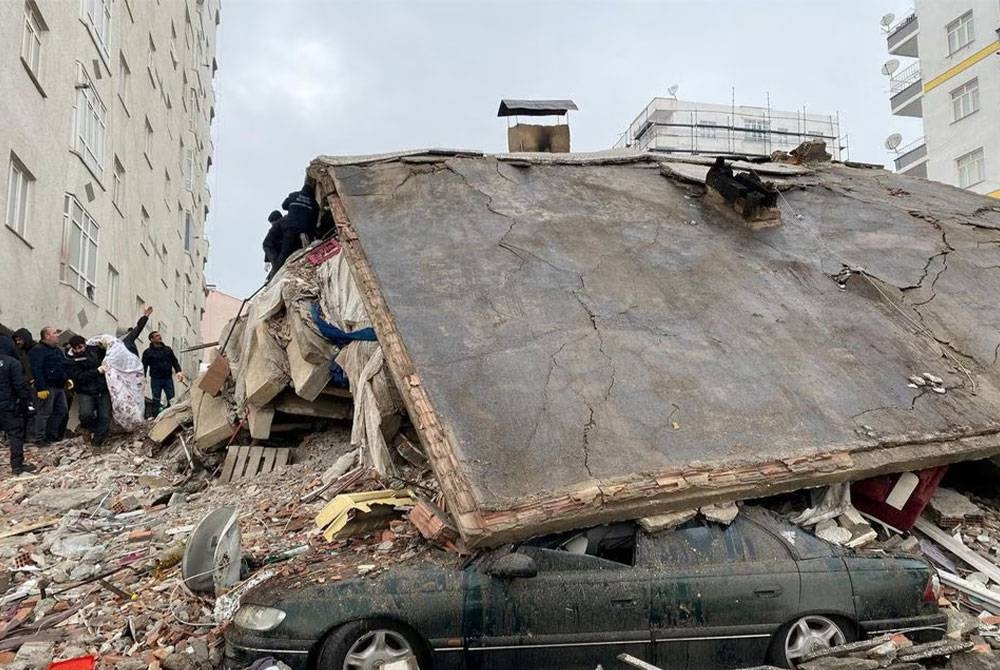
466, 528, 652, 669
641, 516, 801, 669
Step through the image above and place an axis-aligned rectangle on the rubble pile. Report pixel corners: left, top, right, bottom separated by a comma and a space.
0, 422, 444, 669
796, 629, 999, 670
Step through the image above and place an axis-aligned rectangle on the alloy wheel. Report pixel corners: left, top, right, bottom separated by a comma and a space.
783, 615, 846, 666
343, 629, 418, 670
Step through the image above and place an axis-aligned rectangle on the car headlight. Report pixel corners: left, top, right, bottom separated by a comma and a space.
234, 604, 287, 631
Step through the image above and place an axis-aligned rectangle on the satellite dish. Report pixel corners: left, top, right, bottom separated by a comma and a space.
880, 13, 896, 29
884, 133, 903, 152
667, 84, 679, 98
881, 59, 900, 76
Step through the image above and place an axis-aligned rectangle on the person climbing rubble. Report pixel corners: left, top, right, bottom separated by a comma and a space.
89, 333, 146, 430
28, 326, 70, 444
0, 334, 36, 475
66, 335, 112, 446
263, 209, 284, 276
142, 331, 184, 414
268, 176, 320, 279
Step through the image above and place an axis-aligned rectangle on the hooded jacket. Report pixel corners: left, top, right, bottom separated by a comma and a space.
281, 181, 319, 234
12, 328, 34, 382
28, 341, 68, 391
0, 336, 31, 412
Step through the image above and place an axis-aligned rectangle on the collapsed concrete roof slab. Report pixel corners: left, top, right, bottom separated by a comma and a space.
310, 150, 1000, 547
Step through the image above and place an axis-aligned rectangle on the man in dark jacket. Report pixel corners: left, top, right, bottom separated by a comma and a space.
263, 210, 284, 273
269, 178, 320, 279
66, 336, 112, 446
142, 331, 183, 414
1, 335, 36, 475
122, 305, 154, 356
12, 328, 35, 384
28, 326, 69, 444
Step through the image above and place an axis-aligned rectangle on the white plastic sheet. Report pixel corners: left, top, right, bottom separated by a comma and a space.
88, 334, 146, 430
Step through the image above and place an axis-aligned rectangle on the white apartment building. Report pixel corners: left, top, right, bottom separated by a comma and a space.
615, 97, 843, 160
0, 0, 220, 375
885, 1, 1000, 198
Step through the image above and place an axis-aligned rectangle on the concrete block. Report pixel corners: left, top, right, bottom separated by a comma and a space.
247, 404, 275, 440
149, 402, 192, 444
191, 376, 234, 450
244, 323, 290, 407
638, 509, 697, 534
276, 393, 351, 419
287, 335, 331, 402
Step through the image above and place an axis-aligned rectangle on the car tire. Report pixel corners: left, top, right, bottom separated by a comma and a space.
766, 614, 855, 669
316, 618, 430, 670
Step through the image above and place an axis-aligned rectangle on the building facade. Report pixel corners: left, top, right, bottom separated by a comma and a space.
199, 285, 240, 369
0, 0, 220, 375
615, 97, 843, 160
885, 1, 1000, 197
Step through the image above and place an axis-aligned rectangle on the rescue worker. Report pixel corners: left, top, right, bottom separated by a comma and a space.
1, 335, 36, 475
66, 335, 112, 446
263, 209, 284, 274
142, 331, 184, 414
11, 328, 35, 385
28, 326, 70, 444
269, 177, 320, 278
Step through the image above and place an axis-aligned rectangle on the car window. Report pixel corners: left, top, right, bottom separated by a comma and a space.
637, 519, 749, 567
522, 523, 637, 567
743, 508, 833, 559
517, 546, 631, 572
739, 519, 794, 561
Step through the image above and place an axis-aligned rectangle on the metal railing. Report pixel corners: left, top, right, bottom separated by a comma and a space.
890, 62, 921, 95
888, 12, 917, 39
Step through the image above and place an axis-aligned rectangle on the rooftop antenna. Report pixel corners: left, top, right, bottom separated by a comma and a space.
884, 133, 903, 153
880, 13, 896, 33
881, 59, 900, 76
667, 84, 679, 99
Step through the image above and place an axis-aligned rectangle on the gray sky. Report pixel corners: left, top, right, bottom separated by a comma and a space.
207, 0, 920, 298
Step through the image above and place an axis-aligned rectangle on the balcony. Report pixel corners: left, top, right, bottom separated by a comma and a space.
889, 62, 923, 117
887, 13, 919, 57
893, 138, 927, 178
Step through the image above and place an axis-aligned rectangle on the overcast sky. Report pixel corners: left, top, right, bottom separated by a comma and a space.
206, 0, 920, 298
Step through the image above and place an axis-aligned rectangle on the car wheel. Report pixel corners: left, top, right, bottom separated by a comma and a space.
317, 619, 429, 670
767, 614, 852, 668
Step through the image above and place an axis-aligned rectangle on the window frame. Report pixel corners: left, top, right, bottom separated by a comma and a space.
112, 157, 126, 215
72, 62, 107, 179
946, 11, 975, 55
5, 155, 35, 240
81, 0, 112, 59
117, 51, 131, 113
21, 2, 43, 78
950, 78, 980, 122
106, 263, 120, 316
956, 147, 986, 188
61, 193, 100, 301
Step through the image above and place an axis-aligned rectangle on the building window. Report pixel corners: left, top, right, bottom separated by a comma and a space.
183, 149, 194, 191
73, 63, 107, 177
951, 79, 980, 121
183, 210, 193, 250
742, 118, 769, 143
144, 118, 153, 164
118, 52, 131, 110
946, 11, 974, 54
21, 2, 44, 79
957, 148, 985, 188
698, 121, 718, 139
82, 0, 111, 57
106, 264, 119, 316
61, 194, 99, 300
5, 155, 35, 238
112, 158, 125, 213
174, 270, 182, 304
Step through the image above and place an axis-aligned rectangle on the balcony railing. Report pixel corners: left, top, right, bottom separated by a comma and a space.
894, 138, 927, 172
888, 13, 917, 40
890, 62, 921, 95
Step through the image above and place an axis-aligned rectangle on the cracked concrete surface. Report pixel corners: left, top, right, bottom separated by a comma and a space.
323, 153, 1000, 528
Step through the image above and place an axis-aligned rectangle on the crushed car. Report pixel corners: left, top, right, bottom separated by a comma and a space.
224, 507, 944, 669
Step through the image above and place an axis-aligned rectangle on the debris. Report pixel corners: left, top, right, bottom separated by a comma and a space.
897, 639, 975, 662
705, 157, 780, 226
637, 509, 697, 534
182, 507, 241, 596
314, 490, 415, 541
197, 354, 231, 397
25, 489, 107, 513
408, 500, 460, 547
191, 377, 235, 450
788, 139, 832, 164
940, 571, 1000, 611
928, 488, 985, 528
700, 501, 739, 525
219, 446, 290, 484
12, 640, 53, 669
914, 518, 1000, 585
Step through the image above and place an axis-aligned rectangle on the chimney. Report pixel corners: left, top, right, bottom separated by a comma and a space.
498, 99, 578, 153
704, 157, 781, 229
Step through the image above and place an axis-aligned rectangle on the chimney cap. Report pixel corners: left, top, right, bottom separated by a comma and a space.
498, 99, 578, 117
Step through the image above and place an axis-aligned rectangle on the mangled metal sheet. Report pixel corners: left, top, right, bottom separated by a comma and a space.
310, 151, 1000, 547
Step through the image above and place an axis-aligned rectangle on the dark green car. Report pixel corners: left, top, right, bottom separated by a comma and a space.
224, 507, 945, 670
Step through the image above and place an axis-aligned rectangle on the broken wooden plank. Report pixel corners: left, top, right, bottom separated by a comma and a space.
913, 517, 1000, 585
273, 448, 290, 470
245, 446, 264, 478
219, 448, 239, 484
0, 518, 59, 540
231, 447, 251, 483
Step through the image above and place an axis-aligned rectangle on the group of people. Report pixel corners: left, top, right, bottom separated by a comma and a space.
262, 176, 328, 280
0, 306, 184, 476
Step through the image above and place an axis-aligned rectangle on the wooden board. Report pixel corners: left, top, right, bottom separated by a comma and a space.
220, 446, 291, 483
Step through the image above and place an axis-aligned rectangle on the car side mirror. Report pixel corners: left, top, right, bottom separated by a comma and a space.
487, 553, 538, 579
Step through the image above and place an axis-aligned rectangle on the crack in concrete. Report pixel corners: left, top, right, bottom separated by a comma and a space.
582, 406, 596, 477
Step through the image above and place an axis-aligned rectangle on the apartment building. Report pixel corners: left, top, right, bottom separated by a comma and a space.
615, 97, 843, 160
0, 0, 220, 375
885, 1, 1000, 197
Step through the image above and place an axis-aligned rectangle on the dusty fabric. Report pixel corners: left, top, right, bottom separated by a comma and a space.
335, 341, 394, 477
316, 249, 368, 328
88, 335, 145, 431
